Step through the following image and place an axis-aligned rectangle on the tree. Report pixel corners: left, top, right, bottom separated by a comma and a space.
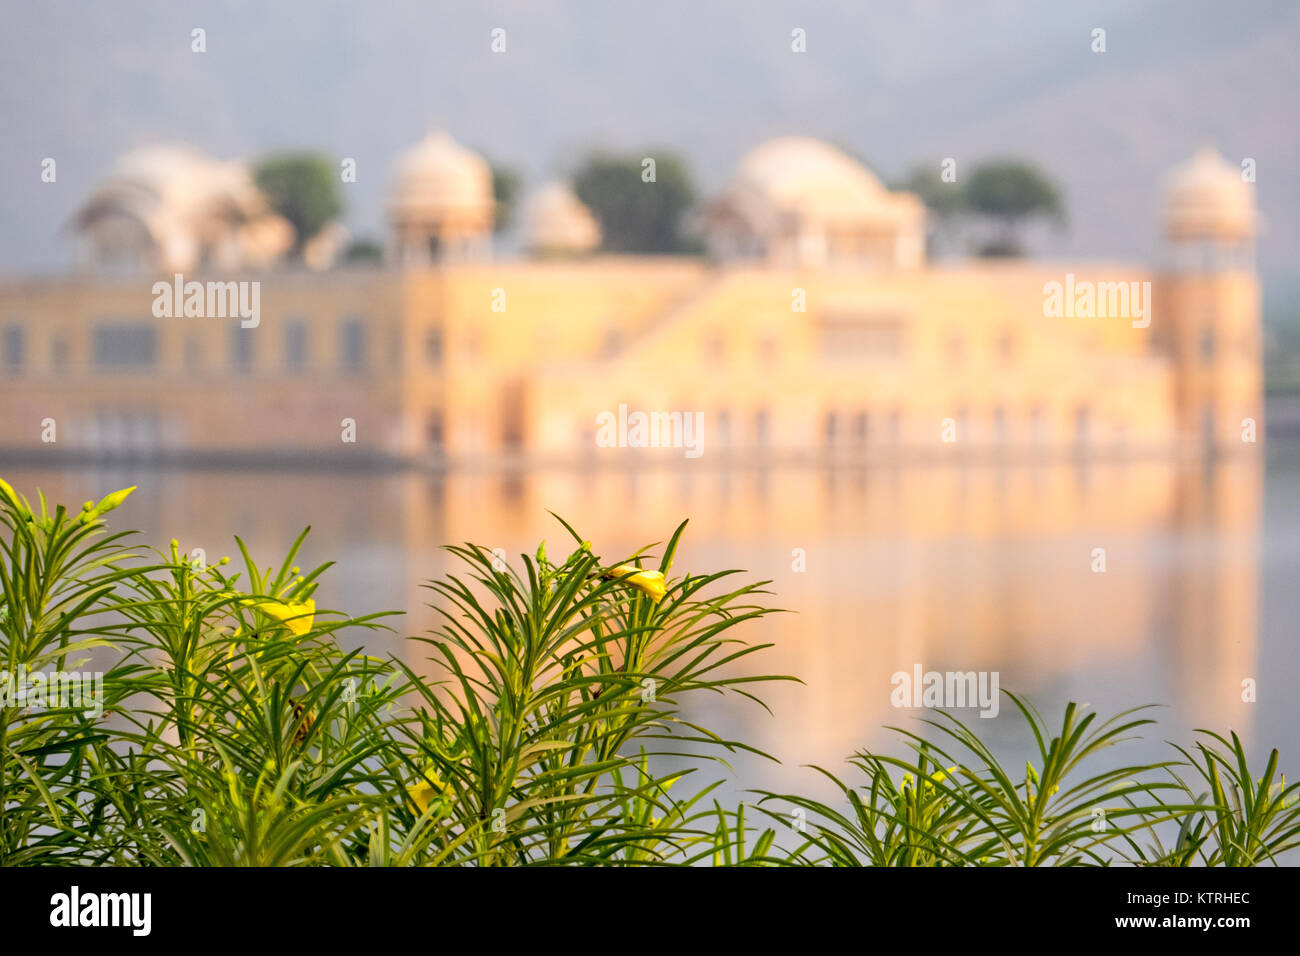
253, 153, 343, 255
963, 160, 1065, 257
896, 162, 967, 256
896, 163, 966, 221
342, 237, 384, 264
490, 164, 521, 234
573, 151, 697, 254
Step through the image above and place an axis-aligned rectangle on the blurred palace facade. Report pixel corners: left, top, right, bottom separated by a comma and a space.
0, 133, 1262, 467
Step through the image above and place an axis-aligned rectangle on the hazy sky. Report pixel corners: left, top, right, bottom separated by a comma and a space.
3, 0, 1297, 306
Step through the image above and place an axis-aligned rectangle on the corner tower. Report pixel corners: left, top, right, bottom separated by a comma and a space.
1158, 147, 1261, 453
388, 130, 494, 267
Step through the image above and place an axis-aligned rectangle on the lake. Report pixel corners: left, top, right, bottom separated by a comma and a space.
4, 436, 1298, 813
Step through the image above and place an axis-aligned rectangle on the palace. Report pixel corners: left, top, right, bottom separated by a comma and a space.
0, 136, 1261, 466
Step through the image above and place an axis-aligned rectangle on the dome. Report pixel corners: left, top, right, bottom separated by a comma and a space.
91, 145, 271, 222
521, 182, 601, 254
1163, 147, 1255, 241
389, 130, 494, 222
73, 144, 290, 271
111, 144, 210, 185
700, 136, 925, 269
730, 137, 890, 222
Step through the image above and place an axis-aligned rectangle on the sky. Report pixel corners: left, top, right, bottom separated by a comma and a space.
2, 0, 1297, 312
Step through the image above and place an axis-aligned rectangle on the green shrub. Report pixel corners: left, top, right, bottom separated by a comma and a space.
0, 478, 1295, 866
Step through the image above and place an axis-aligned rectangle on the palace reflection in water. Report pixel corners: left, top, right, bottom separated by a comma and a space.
4, 444, 1280, 802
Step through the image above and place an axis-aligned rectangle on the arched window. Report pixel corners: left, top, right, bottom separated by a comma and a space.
854, 412, 869, 447
754, 409, 771, 448
230, 326, 253, 375
1074, 406, 1092, 446
997, 328, 1016, 361
339, 317, 366, 372
427, 409, 444, 449
1, 324, 24, 375
284, 319, 308, 372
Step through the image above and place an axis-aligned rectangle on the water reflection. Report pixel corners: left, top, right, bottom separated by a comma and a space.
1, 447, 1281, 802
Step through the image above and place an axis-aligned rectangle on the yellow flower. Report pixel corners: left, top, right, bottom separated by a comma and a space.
246, 598, 316, 637
88, 485, 136, 518
409, 766, 453, 816
604, 564, 667, 602
0, 478, 25, 514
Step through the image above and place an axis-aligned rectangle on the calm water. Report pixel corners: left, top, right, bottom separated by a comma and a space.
5, 438, 1299, 812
